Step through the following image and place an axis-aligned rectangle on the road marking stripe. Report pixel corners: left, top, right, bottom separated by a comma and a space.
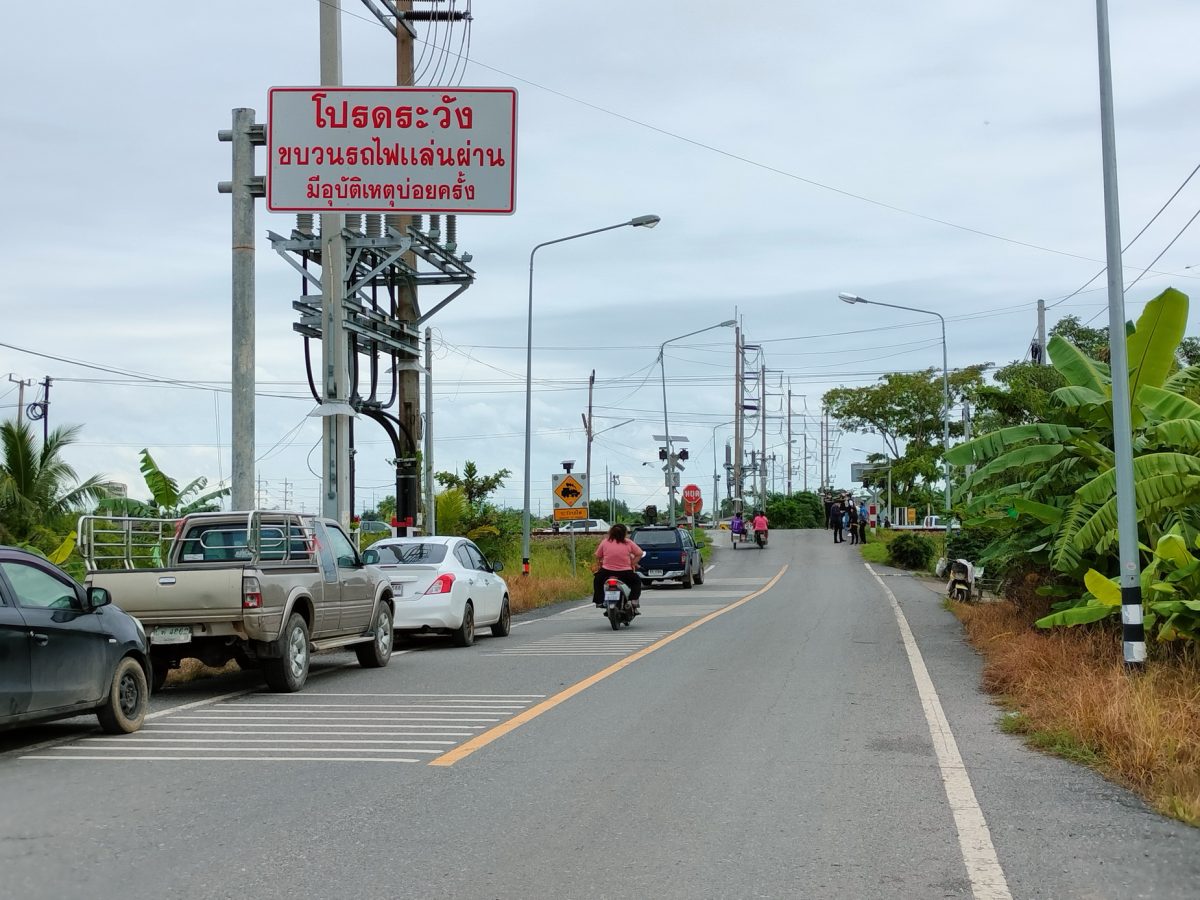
136, 729, 475, 736
166, 716, 501, 724
21, 755, 423, 763
268, 692, 545, 698
84, 737, 456, 745
149, 723, 482, 731
54, 744, 442, 754
865, 563, 1012, 900
429, 565, 788, 767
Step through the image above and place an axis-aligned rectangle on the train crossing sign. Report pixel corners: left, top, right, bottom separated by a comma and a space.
552, 473, 588, 521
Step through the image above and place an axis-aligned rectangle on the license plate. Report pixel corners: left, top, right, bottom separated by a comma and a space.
604, 593, 620, 608
648, 570, 663, 578
152, 625, 192, 645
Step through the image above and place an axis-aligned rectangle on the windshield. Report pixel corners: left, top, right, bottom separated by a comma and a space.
631, 529, 679, 547
373, 542, 448, 565
177, 523, 311, 563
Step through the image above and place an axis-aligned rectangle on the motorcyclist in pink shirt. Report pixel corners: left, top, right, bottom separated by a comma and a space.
592, 523, 645, 609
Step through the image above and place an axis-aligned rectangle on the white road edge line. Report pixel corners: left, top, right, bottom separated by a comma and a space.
865, 563, 1012, 900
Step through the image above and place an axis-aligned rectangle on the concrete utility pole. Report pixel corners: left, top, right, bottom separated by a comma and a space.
584, 369, 595, 509
732, 325, 743, 513
394, 0, 423, 533
1037, 297, 1047, 365
6, 375, 31, 426
424, 326, 435, 536
319, 0, 351, 528
803, 432, 808, 492
786, 387, 793, 495
759, 363, 767, 506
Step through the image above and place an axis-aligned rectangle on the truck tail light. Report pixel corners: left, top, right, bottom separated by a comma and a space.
424, 573, 456, 595
242, 575, 263, 609
681, 551, 688, 567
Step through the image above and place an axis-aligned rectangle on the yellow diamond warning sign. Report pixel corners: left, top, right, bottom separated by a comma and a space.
551, 472, 588, 521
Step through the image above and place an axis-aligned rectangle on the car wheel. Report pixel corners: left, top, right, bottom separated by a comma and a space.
96, 657, 148, 734
681, 567, 694, 589
491, 597, 511, 637
356, 603, 393, 668
263, 613, 310, 692
150, 659, 170, 693
453, 601, 475, 647
694, 563, 705, 585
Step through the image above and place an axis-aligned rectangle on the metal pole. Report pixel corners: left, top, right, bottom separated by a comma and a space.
1096, 0, 1144, 666
521, 218, 656, 574
786, 387, 793, 495
803, 432, 808, 492
759, 363, 767, 507
40, 376, 51, 445
585, 369, 594, 511
939, 311, 950, 512
424, 326, 435, 536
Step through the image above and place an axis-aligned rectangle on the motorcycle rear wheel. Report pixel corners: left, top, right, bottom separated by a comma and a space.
608, 609, 621, 631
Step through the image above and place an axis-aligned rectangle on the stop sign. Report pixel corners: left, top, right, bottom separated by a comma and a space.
681, 484, 702, 513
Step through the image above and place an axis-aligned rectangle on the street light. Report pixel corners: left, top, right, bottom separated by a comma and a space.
521, 215, 661, 576
838, 292, 950, 514
659, 319, 737, 526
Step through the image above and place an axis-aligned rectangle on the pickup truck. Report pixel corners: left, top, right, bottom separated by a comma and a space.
630, 525, 704, 588
79, 511, 395, 693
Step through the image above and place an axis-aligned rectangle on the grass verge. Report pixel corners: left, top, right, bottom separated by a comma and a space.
502, 537, 597, 614
950, 598, 1200, 826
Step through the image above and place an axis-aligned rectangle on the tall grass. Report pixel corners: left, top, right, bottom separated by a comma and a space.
951, 599, 1200, 826
501, 537, 599, 614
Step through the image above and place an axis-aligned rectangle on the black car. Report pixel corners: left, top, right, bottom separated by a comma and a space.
631, 526, 704, 588
0, 547, 151, 733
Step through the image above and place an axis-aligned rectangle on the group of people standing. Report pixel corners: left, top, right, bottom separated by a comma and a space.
828, 496, 869, 545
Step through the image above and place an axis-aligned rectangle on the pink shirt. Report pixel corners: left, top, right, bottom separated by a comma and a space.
752, 515, 768, 531
595, 538, 644, 571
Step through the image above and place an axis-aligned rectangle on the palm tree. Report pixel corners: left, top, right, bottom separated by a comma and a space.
0, 420, 109, 544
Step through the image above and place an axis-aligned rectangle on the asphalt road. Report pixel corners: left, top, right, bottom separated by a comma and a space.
1, 530, 1197, 899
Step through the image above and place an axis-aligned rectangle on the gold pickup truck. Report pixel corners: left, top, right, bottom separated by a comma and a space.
79, 512, 394, 692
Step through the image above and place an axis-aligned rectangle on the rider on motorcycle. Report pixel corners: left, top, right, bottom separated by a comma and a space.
730, 512, 746, 537
592, 523, 644, 610
751, 510, 769, 543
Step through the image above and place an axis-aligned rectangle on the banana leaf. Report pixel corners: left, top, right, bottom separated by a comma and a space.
944, 423, 1082, 467
1126, 289, 1188, 423
1163, 363, 1200, 394
1137, 384, 1200, 423
1048, 335, 1110, 392
956, 444, 1065, 496
1036, 603, 1114, 628
1142, 419, 1200, 451
1012, 498, 1064, 524
1076, 452, 1200, 506
1073, 473, 1200, 550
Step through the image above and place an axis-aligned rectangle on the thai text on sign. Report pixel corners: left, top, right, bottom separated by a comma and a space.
267, 86, 518, 214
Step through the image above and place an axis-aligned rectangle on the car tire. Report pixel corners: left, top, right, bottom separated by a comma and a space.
96, 657, 148, 734
150, 660, 169, 693
355, 603, 393, 668
263, 613, 310, 692
232, 646, 262, 671
491, 597, 511, 637
453, 601, 475, 647
694, 563, 705, 585
681, 568, 694, 589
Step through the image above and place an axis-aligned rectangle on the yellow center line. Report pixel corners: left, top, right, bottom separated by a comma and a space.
429, 564, 789, 767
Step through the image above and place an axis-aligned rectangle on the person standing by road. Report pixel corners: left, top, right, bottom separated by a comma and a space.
847, 502, 859, 545
830, 499, 843, 543
592, 523, 644, 610
857, 501, 869, 544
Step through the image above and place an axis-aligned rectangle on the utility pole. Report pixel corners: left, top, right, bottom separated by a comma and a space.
424, 326, 435, 536
1036, 297, 1047, 365
584, 369, 595, 508
38, 376, 51, 444
732, 325, 743, 513
7, 374, 31, 426
786, 387, 793, 495
281, 478, 293, 509
759, 363, 767, 506
319, 0, 351, 529
802, 432, 808, 492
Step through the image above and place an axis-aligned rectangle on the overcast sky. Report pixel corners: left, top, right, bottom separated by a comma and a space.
3, 1, 1199, 518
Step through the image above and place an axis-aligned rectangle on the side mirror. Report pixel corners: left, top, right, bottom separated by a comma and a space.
362, 548, 380, 565
87, 586, 112, 609
491, 561, 504, 573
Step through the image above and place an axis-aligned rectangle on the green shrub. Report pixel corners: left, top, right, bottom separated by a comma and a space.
887, 532, 937, 570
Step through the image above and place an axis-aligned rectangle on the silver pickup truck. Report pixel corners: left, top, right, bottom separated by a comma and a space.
79, 512, 394, 693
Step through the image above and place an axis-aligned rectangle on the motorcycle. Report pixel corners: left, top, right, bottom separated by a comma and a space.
752, 527, 767, 549
946, 558, 975, 602
601, 576, 636, 630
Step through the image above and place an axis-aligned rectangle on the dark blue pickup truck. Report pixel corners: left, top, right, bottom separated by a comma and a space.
631, 526, 704, 588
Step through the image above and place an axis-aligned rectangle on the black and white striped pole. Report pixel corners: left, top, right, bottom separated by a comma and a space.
1094, 0, 1145, 668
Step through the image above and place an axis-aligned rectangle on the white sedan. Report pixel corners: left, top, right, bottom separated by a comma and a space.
361, 537, 510, 646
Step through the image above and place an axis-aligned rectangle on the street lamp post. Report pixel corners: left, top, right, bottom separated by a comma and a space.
659, 320, 737, 526
838, 293, 950, 514
521, 215, 660, 575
